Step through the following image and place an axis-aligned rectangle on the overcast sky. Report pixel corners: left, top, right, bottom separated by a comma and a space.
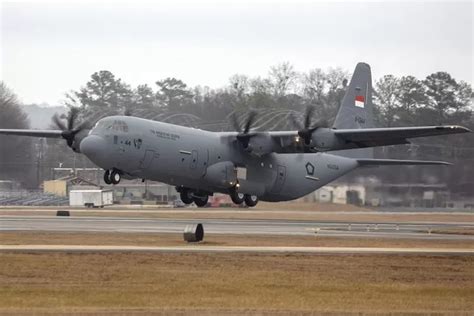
1, 0, 472, 105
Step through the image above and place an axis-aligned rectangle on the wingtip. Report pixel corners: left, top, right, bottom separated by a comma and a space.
436, 125, 472, 133
453, 126, 472, 133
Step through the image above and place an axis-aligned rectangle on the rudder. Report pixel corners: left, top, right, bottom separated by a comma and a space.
332, 62, 374, 158
333, 62, 374, 130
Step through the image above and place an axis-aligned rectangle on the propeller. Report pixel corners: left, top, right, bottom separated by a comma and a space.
52, 107, 88, 148
291, 105, 328, 146
230, 110, 258, 149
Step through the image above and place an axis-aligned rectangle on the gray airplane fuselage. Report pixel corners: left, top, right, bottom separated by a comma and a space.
80, 116, 358, 202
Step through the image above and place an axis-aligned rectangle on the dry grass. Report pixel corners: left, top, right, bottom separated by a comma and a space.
1, 209, 473, 224
1, 231, 473, 249
0, 252, 472, 314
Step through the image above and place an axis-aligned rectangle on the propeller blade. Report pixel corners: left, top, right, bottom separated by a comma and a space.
304, 105, 315, 129
52, 107, 88, 150
52, 114, 67, 131
72, 120, 90, 133
67, 107, 80, 131
243, 110, 257, 134
313, 119, 329, 129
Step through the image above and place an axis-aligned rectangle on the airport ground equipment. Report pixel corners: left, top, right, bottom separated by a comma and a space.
69, 189, 113, 208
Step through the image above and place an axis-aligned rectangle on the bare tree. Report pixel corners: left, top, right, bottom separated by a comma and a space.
0, 82, 35, 187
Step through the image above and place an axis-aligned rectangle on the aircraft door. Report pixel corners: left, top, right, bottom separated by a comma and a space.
140, 149, 158, 170
271, 165, 286, 193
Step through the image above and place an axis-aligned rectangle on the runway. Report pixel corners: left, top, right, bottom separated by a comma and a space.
1, 215, 473, 240
1, 244, 473, 254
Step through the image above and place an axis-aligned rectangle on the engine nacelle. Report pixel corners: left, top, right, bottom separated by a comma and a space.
247, 133, 275, 156
203, 161, 237, 189
310, 128, 345, 151
70, 129, 90, 153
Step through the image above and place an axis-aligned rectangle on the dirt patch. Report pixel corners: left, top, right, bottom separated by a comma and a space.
0, 252, 472, 314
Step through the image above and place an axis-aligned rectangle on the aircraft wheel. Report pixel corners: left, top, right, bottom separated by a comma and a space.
180, 189, 194, 204
230, 191, 245, 205
103, 170, 112, 185
110, 169, 121, 185
193, 195, 209, 207
244, 194, 258, 207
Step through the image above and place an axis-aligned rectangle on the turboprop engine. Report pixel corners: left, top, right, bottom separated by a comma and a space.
245, 133, 275, 156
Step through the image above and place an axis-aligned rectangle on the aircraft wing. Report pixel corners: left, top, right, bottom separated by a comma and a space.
357, 159, 451, 166
266, 125, 471, 153
0, 129, 64, 138
333, 125, 471, 148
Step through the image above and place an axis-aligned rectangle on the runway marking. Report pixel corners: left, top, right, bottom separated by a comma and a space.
1, 245, 473, 255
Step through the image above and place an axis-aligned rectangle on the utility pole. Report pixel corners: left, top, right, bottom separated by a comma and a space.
35, 138, 44, 188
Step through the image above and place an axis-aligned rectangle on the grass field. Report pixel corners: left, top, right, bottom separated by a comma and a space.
0, 252, 472, 314
1, 204, 473, 314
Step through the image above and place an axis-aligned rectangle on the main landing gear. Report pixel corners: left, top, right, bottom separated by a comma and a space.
104, 169, 121, 185
178, 187, 209, 208
229, 189, 258, 207
177, 186, 258, 208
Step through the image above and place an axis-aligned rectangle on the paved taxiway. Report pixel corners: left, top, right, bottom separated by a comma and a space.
1, 215, 473, 240
1, 244, 473, 254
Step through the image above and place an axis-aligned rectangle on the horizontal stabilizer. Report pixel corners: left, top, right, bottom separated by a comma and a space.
357, 159, 451, 166
334, 125, 471, 148
0, 129, 63, 138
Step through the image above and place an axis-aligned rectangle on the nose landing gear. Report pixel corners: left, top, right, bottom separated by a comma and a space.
103, 169, 121, 185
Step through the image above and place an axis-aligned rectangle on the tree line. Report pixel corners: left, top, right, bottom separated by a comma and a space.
1, 63, 472, 192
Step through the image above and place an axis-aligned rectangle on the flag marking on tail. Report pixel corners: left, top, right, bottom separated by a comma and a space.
355, 95, 365, 108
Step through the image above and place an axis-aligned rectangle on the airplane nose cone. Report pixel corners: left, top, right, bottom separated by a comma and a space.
80, 135, 107, 165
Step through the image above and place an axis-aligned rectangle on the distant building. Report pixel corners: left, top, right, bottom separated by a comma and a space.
311, 184, 366, 206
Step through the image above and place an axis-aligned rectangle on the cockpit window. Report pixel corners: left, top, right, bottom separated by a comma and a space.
95, 120, 108, 129
112, 120, 128, 132
93, 119, 128, 133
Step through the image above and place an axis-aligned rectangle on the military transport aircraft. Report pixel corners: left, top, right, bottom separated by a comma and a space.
0, 63, 471, 207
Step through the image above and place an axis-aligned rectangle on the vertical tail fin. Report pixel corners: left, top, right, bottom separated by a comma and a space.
332, 62, 374, 158
333, 62, 374, 130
